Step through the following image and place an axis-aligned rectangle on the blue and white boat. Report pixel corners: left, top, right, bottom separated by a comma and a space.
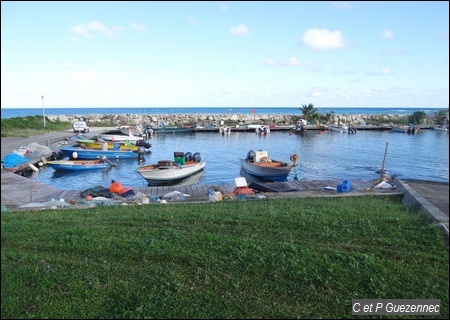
59, 146, 138, 159
239, 150, 298, 182
47, 159, 113, 171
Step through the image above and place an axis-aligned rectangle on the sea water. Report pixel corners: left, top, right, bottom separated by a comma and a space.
31, 128, 449, 190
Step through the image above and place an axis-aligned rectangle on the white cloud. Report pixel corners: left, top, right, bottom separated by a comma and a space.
366, 67, 393, 76
71, 20, 115, 39
129, 22, 147, 32
381, 29, 394, 39
229, 23, 250, 36
302, 28, 345, 50
265, 58, 276, 67
381, 67, 392, 75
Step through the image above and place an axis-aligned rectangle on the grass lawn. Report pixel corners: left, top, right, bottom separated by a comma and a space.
1, 195, 448, 318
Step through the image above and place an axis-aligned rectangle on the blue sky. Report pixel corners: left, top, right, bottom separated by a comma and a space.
1, 1, 448, 109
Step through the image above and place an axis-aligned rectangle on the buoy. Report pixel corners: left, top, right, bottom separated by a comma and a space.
86, 195, 93, 201
72, 152, 78, 159
29, 163, 39, 172
40, 156, 47, 164
109, 180, 123, 194
38, 161, 44, 167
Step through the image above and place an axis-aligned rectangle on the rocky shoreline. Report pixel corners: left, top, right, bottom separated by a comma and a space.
47, 112, 411, 127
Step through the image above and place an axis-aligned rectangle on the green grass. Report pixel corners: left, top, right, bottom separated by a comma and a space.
2, 195, 448, 318
1, 116, 113, 137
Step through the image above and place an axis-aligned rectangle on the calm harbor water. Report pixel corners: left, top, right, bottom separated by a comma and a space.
33, 128, 449, 190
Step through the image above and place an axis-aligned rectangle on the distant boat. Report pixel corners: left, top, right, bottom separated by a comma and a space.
59, 146, 139, 159
255, 125, 270, 135
239, 150, 298, 182
134, 151, 205, 185
392, 124, 418, 134
431, 125, 448, 131
328, 125, 349, 133
47, 159, 113, 171
99, 130, 146, 142
117, 125, 144, 136
152, 120, 195, 134
219, 126, 231, 135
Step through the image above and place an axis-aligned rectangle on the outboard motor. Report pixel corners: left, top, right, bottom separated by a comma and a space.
246, 150, 255, 161
137, 147, 146, 162
184, 152, 192, 162
192, 152, 201, 162
136, 140, 152, 149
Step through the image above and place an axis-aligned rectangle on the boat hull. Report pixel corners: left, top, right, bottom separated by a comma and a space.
47, 160, 110, 171
239, 158, 293, 182
59, 147, 138, 159
329, 125, 349, 133
153, 127, 194, 134
135, 161, 206, 185
76, 139, 142, 151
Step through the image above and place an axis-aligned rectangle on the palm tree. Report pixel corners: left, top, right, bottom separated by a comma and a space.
433, 109, 449, 125
299, 103, 318, 123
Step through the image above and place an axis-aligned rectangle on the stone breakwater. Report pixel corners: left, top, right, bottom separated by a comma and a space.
47, 113, 410, 127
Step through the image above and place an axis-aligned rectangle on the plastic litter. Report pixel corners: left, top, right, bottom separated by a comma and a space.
373, 181, 394, 189
336, 180, 352, 193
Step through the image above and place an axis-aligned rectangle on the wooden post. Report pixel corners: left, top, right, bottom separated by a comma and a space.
380, 142, 388, 177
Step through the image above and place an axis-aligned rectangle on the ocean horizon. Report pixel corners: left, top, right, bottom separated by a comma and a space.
1, 106, 445, 119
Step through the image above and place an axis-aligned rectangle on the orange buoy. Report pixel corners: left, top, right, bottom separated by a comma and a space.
86, 195, 93, 201
109, 180, 123, 194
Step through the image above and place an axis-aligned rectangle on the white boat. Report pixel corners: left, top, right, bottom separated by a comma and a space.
134, 151, 206, 185
117, 125, 144, 136
219, 126, 231, 135
99, 130, 146, 142
329, 125, 349, 133
255, 125, 270, 135
239, 150, 298, 182
431, 125, 448, 131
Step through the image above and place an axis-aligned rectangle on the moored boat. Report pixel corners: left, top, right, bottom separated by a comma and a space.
239, 150, 298, 182
59, 146, 140, 160
431, 125, 448, 131
328, 125, 349, 133
47, 159, 114, 171
151, 120, 195, 134
219, 126, 231, 135
99, 130, 146, 142
117, 125, 144, 136
75, 138, 151, 151
134, 151, 205, 185
255, 125, 270, 135
391, 124, 419, 134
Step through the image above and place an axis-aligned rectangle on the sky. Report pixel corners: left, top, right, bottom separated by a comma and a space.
1, 1, 449, 109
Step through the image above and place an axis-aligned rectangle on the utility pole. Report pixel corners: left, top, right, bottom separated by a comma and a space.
41, 95, 46, 127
